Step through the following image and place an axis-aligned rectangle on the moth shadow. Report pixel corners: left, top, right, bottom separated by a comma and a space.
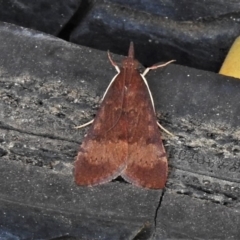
112, 176, 129, 184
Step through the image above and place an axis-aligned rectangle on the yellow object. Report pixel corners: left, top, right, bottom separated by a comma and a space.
219, 36, 240, 79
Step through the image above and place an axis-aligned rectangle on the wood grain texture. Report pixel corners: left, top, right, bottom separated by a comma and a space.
1, 22, 240, 239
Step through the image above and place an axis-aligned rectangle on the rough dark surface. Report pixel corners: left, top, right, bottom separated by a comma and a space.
0, 22, 160, 239
0, 22, 240, 239
0, 161, 158, 239
108, 0, 240, 21
0, 0, 82, 35
1, 1, 240, 72
69, 0, 240, 72
154, 191, 240, 239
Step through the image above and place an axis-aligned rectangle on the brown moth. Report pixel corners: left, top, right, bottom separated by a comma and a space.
74, 42, 173, 189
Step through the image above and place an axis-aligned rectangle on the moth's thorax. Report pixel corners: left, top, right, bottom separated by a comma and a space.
122, 57, 139, 70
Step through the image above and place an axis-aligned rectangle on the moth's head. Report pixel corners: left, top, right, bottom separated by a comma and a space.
122, 57, 139, 69
122, 41, 139, 69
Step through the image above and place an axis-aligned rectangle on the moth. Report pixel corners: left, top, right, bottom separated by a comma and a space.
74, 42, 173, 189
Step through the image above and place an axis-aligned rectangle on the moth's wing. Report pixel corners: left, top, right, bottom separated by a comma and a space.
121, 72, 168, 189
74, 72, 128, 186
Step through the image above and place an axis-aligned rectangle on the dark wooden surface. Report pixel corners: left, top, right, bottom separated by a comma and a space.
0, 22, 240, 239
1, 1, 240, 73
69, 0, 240, 72
0, 0, 82, 35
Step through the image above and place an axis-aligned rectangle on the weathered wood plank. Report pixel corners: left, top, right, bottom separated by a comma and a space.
0, 21, 240, 239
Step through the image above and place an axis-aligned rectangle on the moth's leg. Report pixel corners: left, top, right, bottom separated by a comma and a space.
142, 59, 175, 137
75, 52, 121, 130
74, 119, 94, 129
98, 51, 121, 102
108, 51, 120, 73
142, 60, 175, 76
157, 122, 174, 137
